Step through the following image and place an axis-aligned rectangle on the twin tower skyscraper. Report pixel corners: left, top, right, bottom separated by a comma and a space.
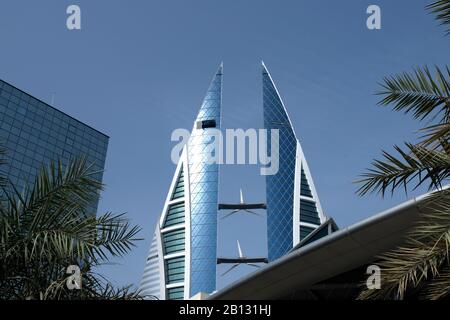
140, 63, 327, 300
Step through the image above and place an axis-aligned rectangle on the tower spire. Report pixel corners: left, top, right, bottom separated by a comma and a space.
140, 65, 223, 300
263, 63, 326, 261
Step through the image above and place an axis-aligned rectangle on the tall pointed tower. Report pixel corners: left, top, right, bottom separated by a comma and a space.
262, 62, 326, 262
140, 64, 222, 299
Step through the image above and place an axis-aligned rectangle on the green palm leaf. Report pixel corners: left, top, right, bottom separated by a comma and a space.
356, 143, 450, 196
377, 66, 450, 122
426, 0, 450, 35
357, 2, 450, 300
0, 156, 142, 300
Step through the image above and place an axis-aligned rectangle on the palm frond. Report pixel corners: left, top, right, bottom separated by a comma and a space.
422, 265, 450, 299
377, 66, 450, 122
356, 1, 450, 301
359, 190, 450, 300
0, 156, 142, 299
356, 143, 450, 196
24, 157, 103, 219
93, 212, 142, 261
42, 266, 143, 300
419, 122, 450, 150
1, 157, 104, 263
426, 0, 450, 35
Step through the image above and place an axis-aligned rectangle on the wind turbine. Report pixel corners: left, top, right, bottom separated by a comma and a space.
218, 189, 266, 220
217, 240, 268, 276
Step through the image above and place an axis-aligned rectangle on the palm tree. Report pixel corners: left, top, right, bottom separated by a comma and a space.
356, 1, 450, 300
0, 156, 142, 300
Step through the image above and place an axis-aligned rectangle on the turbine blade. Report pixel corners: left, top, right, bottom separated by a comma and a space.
245, 210, 261, 216
237, 240, 243, 258
221, 264, 239, 276
221, 210, 239, 220
240, 188, 244, 204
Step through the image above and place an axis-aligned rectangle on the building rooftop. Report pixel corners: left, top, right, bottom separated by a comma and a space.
0, 79, 109, 138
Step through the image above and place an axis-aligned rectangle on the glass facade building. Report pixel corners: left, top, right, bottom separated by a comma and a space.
187, 64, 222, 296
0, 79, 109, 214
262, 63, 326, 262
140, 65, 222, 300
140, 63, 327, 299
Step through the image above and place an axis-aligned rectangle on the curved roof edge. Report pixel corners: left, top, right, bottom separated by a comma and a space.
209, 190, 439, 300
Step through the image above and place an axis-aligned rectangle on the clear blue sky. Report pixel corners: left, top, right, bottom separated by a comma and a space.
1, 0, 449, 291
